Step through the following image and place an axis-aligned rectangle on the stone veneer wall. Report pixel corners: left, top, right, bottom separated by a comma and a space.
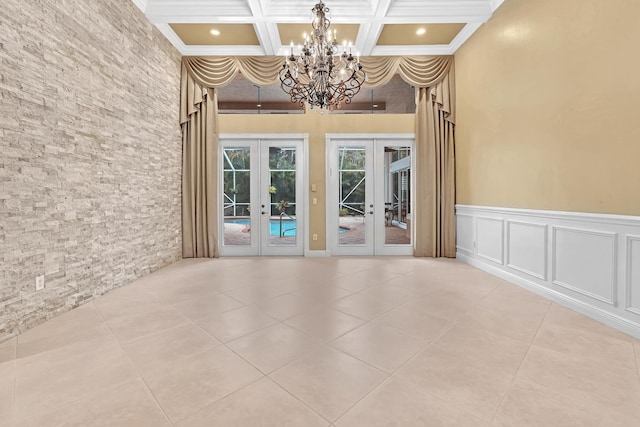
0, 0, 183, 341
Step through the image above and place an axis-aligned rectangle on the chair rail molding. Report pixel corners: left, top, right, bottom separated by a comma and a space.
455, 204, 640, 339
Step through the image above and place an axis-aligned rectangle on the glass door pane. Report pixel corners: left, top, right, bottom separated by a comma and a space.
222, 147, 252, 247
338, 146, 368, 246
266, 146, 297, 247
383, 146, 412, 246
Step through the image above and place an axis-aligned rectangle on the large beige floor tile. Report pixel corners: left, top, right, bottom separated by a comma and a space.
14, 340, 139, 420
285, 308, 366, 342
104, 306, 190, 344
149, 280, 223, 305
177, 377, 329, 427
494, 377, 640, 427
17, 303, 110, 359
394, 349, 513, 422
335, 378, 490, 427
194, 305, 278, 343
488, 282, 552, 305
518, 345, 640, 409
227, 323, 319, 373
290, 282, 354, 305
142, 344, 262, 423
371, 304, 453, 341
459, 305, 544, 343
16, 333, 122, 374
635, 339, 640, 377
330, 323, 427, 373
269, 346, 386, 422
381, 275, 444, 296
0, 360, 14, 425
223, 280, 301, 305
93, 291, 163, 321
401, 289, 479, 321
543, 303, 632, 341
331, 286, 411, 321
331, 269, 401, 292
0, 337, 16, 364
171, 291, 244, 320
16, 379, 171, 427
534, 318, 636, 369
251, 292, 324, 321
122, 323, 220, 377
418, 324, 530, 375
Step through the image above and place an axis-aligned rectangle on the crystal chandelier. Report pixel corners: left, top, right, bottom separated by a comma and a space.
279, 1, 366, 111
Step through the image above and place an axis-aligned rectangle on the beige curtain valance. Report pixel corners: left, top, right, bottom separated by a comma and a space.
182, 56, 285, 89
181, 55, 453, 89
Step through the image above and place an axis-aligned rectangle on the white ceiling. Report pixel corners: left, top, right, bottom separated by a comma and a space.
132, 0, 505, 57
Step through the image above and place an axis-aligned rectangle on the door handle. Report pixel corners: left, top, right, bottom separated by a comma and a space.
261, 211, 266, 215
368, 211, 374, 215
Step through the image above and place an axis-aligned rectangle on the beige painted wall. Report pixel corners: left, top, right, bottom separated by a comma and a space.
455, 0, 640, 215
219, 112, 414, 250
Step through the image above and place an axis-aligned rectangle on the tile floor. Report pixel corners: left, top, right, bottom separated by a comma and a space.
1, 257, 640, 426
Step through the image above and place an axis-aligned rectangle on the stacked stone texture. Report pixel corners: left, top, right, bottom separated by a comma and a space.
0, 0, 183, 341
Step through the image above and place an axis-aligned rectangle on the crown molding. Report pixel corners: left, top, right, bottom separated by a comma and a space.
131, 0, 147, 13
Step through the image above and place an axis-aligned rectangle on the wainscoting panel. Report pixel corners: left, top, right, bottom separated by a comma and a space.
506, 221, 547, 280
456, 214, 475, 254
627, 236, 640, 315
476, 217, 504, 264
456, 205, 640, 338
552, 227, 617, 305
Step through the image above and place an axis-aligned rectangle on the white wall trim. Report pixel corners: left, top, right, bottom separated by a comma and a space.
456, 204, 640, 228
456, 205, 640, 339
475, 216, 504, 265
305, 250, 329, 257
626, 235, 640, 315
505, 220, 548, 281
551, 226, 617, 306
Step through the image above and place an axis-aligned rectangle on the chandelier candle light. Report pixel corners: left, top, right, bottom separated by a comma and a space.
279, 1, 366, 111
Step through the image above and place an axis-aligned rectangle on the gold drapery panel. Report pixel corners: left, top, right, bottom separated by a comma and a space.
180, 55, 456, 258
414, 67, 456, 257
181, 63, 219, 258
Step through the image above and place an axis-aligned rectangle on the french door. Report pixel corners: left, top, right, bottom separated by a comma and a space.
327, 135, 414, 256
219, 135, 306, 256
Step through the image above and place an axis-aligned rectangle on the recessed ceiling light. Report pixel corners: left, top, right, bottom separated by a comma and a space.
416, 28, 426, 35
210, 29, 221, 36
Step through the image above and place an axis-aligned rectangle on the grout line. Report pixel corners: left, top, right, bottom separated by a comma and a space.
489, 301, 553, 423
174, 376, 266, 425
266, 376, 336, 425
330, 371, 390, 424
94, 301, 176, 427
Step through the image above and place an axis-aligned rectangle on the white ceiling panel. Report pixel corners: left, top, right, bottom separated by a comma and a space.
137, 0, 504, 56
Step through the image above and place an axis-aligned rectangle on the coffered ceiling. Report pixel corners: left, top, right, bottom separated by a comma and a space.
131, 0, 505, 56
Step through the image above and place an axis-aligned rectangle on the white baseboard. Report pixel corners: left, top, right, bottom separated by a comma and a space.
456, 205, 640, 339
305, 250, 329, 257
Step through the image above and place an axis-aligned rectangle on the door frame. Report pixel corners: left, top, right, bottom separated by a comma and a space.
218, 133, 309, 256
325, 133, 415, 256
